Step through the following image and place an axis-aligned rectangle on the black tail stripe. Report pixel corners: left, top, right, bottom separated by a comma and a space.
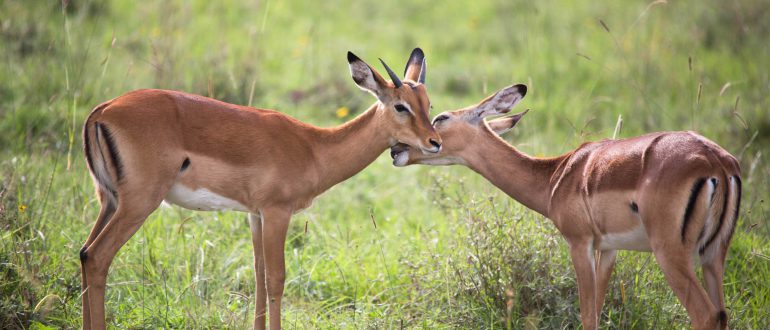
682, 177, 707, 241
97, 123, 124, 180
701, 177, 730, 253
725, 176, 742, 242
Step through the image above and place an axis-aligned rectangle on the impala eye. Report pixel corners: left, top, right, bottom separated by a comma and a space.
432, 114, 450, 124
394, 104, 410, 113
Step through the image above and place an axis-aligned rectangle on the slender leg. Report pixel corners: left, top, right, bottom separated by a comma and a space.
260, 207, 291, 330
81, 189, 167, 330
702, 245, 729, 329
81, 188, 116, 330
569, 241, 598, 330
248, 213, 268, 330
653, 248, 719, 330
595, 249, 617, 319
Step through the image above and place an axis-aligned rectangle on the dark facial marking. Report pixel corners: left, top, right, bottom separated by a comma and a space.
630, 202, 638, 213
79, 247, 88, 262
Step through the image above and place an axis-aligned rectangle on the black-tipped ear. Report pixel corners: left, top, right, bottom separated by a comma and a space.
348, 51, 388, 99
470, 84, 528, 121
347, 51, 361, 64
515, 84, 527, 97
404, 47, 426, 83
487, 109, 529, 135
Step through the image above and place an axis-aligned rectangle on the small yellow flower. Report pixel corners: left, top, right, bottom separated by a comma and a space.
336, 106, 349, 118
18, 204, 27, 213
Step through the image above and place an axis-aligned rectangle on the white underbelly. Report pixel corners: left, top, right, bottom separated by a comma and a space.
599, 224, 652, 251
164, 183, 249, 212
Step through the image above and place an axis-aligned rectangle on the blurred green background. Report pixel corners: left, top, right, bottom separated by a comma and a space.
1, 0, 768, 328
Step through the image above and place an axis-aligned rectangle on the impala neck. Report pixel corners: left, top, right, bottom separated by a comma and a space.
465, 131, 563, 217
313, 103, 392, 192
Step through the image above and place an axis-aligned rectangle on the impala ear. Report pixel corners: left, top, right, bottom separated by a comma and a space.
487, 109, 529, 135
403, 47, 426, 84
469, 84, 527, 122
348, 51, 388, 99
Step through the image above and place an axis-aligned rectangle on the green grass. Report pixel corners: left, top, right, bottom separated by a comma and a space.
1, 0, 769, 328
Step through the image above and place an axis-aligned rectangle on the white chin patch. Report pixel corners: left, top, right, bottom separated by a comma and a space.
392, 151, 409, 167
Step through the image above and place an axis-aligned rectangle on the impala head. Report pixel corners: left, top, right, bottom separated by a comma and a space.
390, 84, 528, 166
347, 48, 441, 154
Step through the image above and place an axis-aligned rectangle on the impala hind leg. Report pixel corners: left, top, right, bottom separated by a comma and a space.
260, 207, 291, 330
651, 247, 720, 329
701, 245, 729, 329
569, 241, 598, 330
81, 188, 116, 330
81, 186, 170, 329
248, 213, 268, 330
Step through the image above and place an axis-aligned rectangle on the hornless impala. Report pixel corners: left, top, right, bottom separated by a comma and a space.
391, 85, 741, 329
80, 48, 441, 330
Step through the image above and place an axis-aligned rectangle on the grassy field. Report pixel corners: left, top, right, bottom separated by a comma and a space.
1, 0, 769, 328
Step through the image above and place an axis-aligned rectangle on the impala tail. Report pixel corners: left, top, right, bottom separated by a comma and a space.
693, 174, 742, 259
83, 100, 121, 203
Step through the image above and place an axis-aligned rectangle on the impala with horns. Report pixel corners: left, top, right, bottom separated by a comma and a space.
79, 48, 440, 330
391, 84, 740, 330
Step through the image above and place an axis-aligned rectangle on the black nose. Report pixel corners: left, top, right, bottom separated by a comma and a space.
429, 139, 441, 149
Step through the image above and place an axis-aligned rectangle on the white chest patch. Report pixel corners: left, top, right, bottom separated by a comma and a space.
164, 183, 249, 212
599, 224, 651, 252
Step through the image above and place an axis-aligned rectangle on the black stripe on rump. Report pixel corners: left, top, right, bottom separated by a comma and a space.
681, 177, 707, 242
83, 103, 111, 174
97, 122, 124, 180
84, 124, 94, 172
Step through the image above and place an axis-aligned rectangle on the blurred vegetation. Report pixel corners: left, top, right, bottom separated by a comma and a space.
1, 0, 768, 328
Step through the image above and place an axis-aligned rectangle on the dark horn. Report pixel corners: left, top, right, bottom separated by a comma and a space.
418, 57, 427, 84
379, 58, 402, 88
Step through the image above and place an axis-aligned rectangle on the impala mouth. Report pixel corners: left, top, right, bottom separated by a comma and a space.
390, 143, 410, 167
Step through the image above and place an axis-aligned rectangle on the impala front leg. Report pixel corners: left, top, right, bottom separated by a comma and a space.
248, 213, 268, 330
569, 241, 598, 330
260, 207, 291, 330
594, 249, 617, 318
